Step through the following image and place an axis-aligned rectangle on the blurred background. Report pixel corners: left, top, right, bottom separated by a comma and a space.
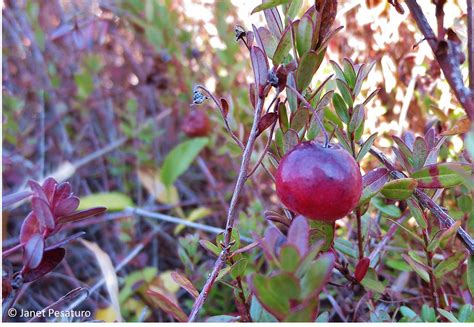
2, 0, 471, 322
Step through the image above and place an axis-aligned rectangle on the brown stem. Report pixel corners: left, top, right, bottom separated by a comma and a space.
405, 0, 474, 119
468, 0, 474, 91
368, 146, 474, 255
188, 93, 265, 322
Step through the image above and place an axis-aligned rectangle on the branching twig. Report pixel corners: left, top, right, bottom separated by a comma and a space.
187, 93, 265, 322
405, 0, 474, 118
369, 146, 474, 254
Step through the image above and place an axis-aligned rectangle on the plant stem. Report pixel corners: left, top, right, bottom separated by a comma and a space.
356, 208, 364, 260
188, 94, 265, 322
422, 229, 439, 313
468, 0, 474, 91
368, 146, 474, 254
405, 0, 474, 119
2, 243, 23, 257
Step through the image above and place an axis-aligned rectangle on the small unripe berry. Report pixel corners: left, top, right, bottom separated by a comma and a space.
182, 109, 210, 137
275, 141, 362, 221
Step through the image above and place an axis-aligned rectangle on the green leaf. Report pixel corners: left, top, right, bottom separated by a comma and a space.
357, 133, 377, 161
250, 297, 278, 322
74, 72, 94, 99
230, 258, 248, 279
334, 238, 358, 258
315, 312, 329, 322
380, 178, 417, 200
336, 79, 354, 108
296, 14, 313, 56
372, 197, 401, 217
400, 306, 419, 320
300, 253, 335, 299
412, 137, 428, 170
421, 304, 437, 322
286, 0, 303, 19
174, 207, 212, 235
332, 93, 349, 124
286, 73, 298, 112
438, 309, 459, 323
348, 104, 364, 133
360, 269, 385, 293
342, 58, 356, 89
402, 254, 429, 282
434, 251, 467, 278
251, 0, 289, 14
458, 304, 473, 322
199, 240, 220, 257
161, 137, 208, 187
290, 108, 309, 132
407, 198, 427, 229
206, 315, 240, 322
468, 255, 474, 297
250, 273, 300, 321
309, 220, 334, 252
273, 24, 293, 65
278, 102, 289, 132
279, 245, 301, 272
296, 51, 321, 91
411, 163, 472, 189
78, 192, 134, 211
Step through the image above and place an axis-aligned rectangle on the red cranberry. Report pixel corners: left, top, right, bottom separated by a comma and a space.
182, 109, 210, 137
275, 141, 362, 221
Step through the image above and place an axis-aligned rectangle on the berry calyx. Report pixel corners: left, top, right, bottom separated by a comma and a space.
182, 109, 211, 137
275, 141, 362, 221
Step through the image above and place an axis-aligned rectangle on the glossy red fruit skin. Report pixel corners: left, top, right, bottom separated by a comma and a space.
275, 141, 362, 221
182, 110, 210, 137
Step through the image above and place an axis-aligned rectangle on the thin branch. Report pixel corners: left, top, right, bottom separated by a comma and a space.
286, 85, 329, 147
468, 0, 474, 90
405, 0, 474, 118
369, 146, 474, 254
128, 207, 253, 243
188, 92, 265, 322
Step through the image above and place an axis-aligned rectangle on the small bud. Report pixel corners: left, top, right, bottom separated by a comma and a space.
267, 70, 279, 88
192, 90, 208, 104
234, 25, 246, 41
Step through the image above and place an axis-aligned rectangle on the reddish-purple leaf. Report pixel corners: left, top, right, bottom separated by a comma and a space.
23, 233, 44, 269
20, 212, 41, 244
57, 207, 107, 224
257, 26, 277, 59
147, 289, 188, 322
315, 0, 337, 45
249, 83, 257, 109
360, 168, 390, 204
250, 46, 269, 93
412, 136, 428, 170
354, 257, 370, 282
42, 177, 58, 204
23, 248, 66, 283
32, 196, 55, 230
264, 4, 283, 38
28, 180, 48, 202
220, 98, 229, 118
261, 226, 286, 261
257, 112, 278, 137
171, 271, 199, 298
54, 182, 72, 203
287, 215, 309, 256
403, 131, 415, 150
392, 146, 412, 172
425, 136, 447, 165
2, 191, 32, 208
54, 196, 80, 216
